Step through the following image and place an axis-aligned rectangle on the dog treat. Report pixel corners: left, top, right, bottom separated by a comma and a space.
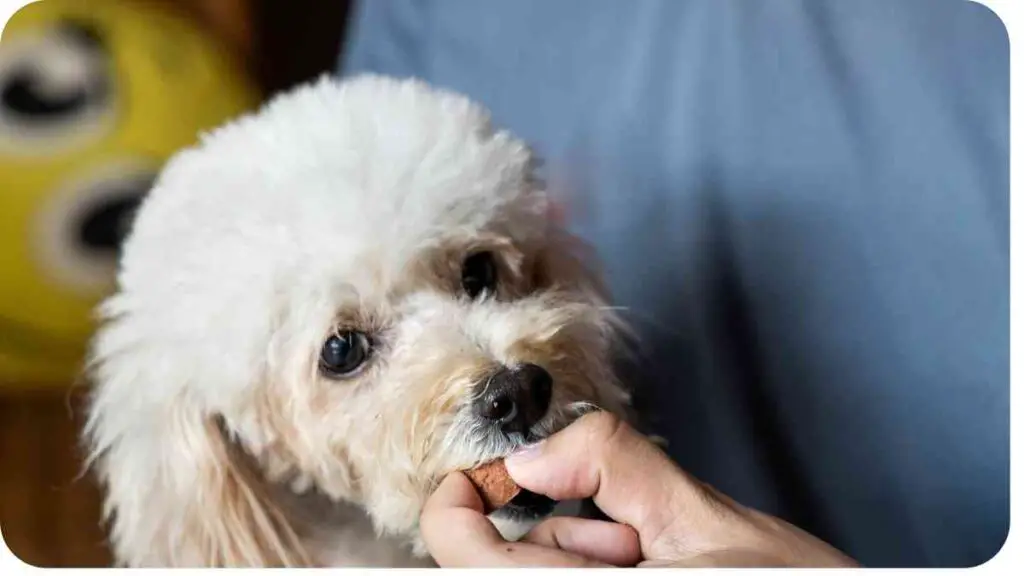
465, 459, 521, 512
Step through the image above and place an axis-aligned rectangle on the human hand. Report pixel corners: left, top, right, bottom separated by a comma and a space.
420, 411, 859, 567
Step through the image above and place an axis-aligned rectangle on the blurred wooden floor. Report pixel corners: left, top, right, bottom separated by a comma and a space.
0, 391, 112, 567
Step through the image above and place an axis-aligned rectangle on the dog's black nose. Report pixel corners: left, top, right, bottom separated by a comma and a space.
475, 364, 553, 435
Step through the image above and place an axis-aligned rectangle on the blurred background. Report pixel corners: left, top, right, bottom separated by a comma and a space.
0, 0, 354, 566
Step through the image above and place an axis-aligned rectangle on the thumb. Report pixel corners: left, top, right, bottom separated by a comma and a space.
504, 412, 702, 556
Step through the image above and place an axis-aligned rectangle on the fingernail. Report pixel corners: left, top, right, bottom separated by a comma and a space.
506, 440, 545, 465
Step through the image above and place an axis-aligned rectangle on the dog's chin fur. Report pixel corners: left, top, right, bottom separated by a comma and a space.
81, 74, 632, 567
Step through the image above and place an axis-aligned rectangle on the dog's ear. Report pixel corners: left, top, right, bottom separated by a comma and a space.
533, 223, 613, 306
82, 301, 309, 567
534, 218, 638, 418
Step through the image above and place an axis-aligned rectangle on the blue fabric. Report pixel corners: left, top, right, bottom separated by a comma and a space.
337, 0, 1009, 567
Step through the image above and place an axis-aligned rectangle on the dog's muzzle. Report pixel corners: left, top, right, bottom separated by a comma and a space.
471, 364, 558, 518
473, 363, 552, 438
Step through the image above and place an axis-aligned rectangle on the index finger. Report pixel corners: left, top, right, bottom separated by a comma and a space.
419, 472, 610, 567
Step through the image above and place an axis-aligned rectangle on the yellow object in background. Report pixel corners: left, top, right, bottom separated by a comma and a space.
0, 0, 260, 388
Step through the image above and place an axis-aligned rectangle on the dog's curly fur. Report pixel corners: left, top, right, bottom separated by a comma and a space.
81, 74, 632, 567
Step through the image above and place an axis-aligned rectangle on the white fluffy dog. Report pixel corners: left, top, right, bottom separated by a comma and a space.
82, 74, 632, 567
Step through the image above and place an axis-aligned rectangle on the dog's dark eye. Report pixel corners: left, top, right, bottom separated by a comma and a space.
461, 251, 498, 299
319, 331, 371, 378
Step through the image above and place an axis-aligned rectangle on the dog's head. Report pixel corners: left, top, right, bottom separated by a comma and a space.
83, 75, 630, 566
